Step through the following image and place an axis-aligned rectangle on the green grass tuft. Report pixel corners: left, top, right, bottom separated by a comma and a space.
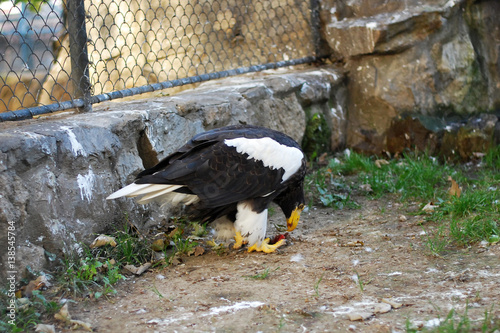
243, 267, 280, 280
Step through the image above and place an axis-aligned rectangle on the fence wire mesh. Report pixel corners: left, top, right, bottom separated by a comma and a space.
0, 0, 319, 121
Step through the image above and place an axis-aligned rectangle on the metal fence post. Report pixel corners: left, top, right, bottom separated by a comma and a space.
310, 0, 323, 60
67, 0, 91, 112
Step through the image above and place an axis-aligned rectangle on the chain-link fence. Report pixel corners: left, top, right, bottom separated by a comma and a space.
0, 0, 322, 121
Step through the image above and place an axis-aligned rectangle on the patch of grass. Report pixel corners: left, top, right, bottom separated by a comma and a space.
190, 222, 208, 237
0, 289, 61, 332
171, 229, 198, 255
405, 304, 500, 332
423, 225, 450, 256
352, 271, 365, 292
329, 152, 374, 175
60, 253, 125, 298
150, 281, 164, 299
393, 154, 456, 201
314, 273, 324, 297
306, 151, 453, 208
483, 144, 500, 171
57, 219, 152, 298
243, 267, 280, 280
108, 223, 152, 266
307, 149, 498, 253
424, 159, 499, 252
305, 157, 359, 209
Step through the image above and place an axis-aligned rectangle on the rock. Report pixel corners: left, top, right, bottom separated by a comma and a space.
386, 113, 498, 159
325, 8, 444, 58
464, 0, 500, 110
320, 0, 499, 154
456, 127, 492, 160
386, 115, 440, 155
347, 311, 373, 321
374, 302, 392, 314
381, 298, 403, 309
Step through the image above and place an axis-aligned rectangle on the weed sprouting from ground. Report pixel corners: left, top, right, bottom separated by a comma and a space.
314, 273, 324, 297
243, 267, 280, 280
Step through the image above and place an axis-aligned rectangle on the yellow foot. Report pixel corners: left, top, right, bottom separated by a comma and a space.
233, 231, 247, 250
247, 238, 286, 253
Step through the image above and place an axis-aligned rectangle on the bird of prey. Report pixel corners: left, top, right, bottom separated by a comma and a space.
107, 125, 306, 253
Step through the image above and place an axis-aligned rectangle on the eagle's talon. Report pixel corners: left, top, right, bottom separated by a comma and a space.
248, 237, 286, 253
233, 231, 247, 250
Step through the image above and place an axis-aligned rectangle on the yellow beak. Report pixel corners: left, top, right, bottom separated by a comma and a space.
287, 206, 304, 231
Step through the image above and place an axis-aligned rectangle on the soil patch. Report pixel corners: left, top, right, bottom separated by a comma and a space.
69, 196, 500, 332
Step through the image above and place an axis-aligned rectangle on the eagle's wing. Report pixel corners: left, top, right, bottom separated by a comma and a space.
135, 137, 286, 207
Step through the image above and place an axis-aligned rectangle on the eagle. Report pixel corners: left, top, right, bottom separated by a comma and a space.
107, 125, 306, 253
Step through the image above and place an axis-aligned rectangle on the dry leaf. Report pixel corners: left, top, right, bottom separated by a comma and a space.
22, 281, 38, 298
206, 240, 218, 247
152, 239, 166, 251
90, 234, 117, 248
168, 227, 182, 238
70, 319, 93, 331
193, 246, 205, 256
359, 184, 373, 192
448, 176, 461, 198
54, 303, 92, 331
35, 324, 56, 333
23, 275, 50, 297
398, 215, 407, 222
472, 152, 486, 158
54, 303, 71, 323
342, 240, 364, 247
422, 202, 439, 213
169, 255, 182, 266
35, 275, 51, 288
318, 152, 328, 165
124, 262, 151, 275
375, 159, 390, 168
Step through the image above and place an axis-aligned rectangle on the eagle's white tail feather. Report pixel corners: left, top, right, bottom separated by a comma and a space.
106, 183, 149, 199
136, 186, 184, 203
106, 183, 182, 200
139, 191, 199, 206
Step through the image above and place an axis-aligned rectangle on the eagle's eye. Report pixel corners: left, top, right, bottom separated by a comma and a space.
298, 203, 305, 210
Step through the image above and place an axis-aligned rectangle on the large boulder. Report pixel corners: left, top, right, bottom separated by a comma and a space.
321, 0, 500, 154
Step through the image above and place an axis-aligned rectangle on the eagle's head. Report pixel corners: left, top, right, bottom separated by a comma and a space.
274, 181, 305, 232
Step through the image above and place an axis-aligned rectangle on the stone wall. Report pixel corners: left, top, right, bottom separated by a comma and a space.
0, 67, 346, 279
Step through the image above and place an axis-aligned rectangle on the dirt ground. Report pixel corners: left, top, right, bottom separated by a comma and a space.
69, 196, 500, 332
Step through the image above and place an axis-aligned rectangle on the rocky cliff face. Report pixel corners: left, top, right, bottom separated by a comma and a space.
320, 0, 500, 154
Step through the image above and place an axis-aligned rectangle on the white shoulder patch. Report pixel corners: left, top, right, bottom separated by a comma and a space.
224, 137, 303, 182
